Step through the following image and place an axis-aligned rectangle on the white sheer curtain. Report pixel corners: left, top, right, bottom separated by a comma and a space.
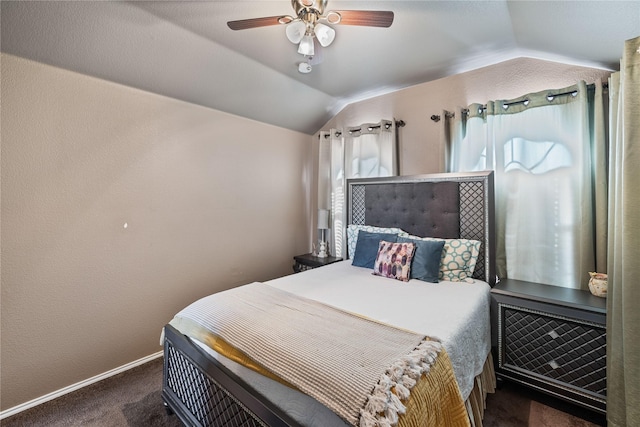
344, 120, 397, 179
446, 82, 607, 288
318, 120, 398, 257
318, 128, 345, 257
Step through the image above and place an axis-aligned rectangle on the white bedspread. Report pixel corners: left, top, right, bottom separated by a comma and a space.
266, 260, 492, 401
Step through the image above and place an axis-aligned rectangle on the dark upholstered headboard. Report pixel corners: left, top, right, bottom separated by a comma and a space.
347, 171, 496, 286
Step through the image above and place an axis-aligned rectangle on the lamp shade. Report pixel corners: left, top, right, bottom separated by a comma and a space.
297, 34, 315, 56
317, 209, 330, 230
285, 21, 306, 44
314, 23, 335, 47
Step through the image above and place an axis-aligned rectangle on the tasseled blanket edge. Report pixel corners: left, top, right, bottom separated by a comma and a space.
359, 338, 443, 427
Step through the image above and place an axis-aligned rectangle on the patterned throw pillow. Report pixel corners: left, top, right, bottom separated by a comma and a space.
346, 225, 406, 259
439, 239, 482, 282
372, 241, 416, 282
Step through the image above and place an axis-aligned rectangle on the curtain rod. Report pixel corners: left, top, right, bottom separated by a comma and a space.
320, 119, 405, 138
430, 82, 608, 122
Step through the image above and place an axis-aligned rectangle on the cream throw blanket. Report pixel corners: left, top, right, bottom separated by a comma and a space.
169, 282, 445, 427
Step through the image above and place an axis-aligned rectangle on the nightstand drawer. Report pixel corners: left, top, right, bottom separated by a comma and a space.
491, 279, 607, 414
500, 304, 606, 398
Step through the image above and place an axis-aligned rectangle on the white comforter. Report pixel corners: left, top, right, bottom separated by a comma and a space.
266, 260, 492, 401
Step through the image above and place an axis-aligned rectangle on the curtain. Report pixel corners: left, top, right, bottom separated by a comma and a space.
446, 83, 607, 288
344, 120, 397, 179
318, 128, 345, 257
606, 36, 640, 427
318, 120, 398, 257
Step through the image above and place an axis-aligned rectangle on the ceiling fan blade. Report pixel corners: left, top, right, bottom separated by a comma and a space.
333, 10, 394, 27
227, 16, 286, 31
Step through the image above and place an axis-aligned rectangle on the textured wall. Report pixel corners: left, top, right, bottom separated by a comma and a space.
1, 53, 613, 413
0, 54, 313, 411
319, 57, 612, 175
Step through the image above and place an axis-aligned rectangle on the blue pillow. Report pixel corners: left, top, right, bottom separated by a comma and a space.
397, 236, 445, 282
352, 231, 398, 269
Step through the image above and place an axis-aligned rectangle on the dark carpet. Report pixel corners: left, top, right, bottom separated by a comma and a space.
2, 357, 181, 427
2, 358, 606, 426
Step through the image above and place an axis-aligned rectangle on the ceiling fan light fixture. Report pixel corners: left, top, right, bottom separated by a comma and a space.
285, 20, 306, 44
298, 34, 315, 56
227, 1, 394, 73
314, 23, 335, 47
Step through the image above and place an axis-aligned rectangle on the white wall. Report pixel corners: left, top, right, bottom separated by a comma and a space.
0, 53, 314, 411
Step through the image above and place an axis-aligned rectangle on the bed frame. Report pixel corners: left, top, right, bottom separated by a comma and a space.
162, 171, 495, 427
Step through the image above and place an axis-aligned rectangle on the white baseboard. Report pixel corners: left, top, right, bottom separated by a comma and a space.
0, 351, 163, 420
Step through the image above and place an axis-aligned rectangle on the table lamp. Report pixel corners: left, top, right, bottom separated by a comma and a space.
317, 209, 330, 258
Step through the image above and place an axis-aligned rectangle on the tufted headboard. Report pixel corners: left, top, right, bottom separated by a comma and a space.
347, 171, 496, 286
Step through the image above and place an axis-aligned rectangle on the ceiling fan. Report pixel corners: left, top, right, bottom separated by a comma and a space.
227, 0, 394, 73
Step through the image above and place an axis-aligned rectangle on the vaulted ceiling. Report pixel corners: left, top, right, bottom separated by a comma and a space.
2, 1, 638, 134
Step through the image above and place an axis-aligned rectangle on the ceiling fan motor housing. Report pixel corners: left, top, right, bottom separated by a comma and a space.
292, 0, 327, 17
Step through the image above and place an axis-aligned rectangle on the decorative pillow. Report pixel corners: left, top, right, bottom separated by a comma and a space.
346, 225, 405, 259
397, 236, 445, 283
399, 235, 482, 282
372, 241, 416, 282
439, 239, 482, 282
351, 231, 399, 269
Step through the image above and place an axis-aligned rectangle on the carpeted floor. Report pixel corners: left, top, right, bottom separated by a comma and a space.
2, 357, 181, 427
2, 357, 606, 426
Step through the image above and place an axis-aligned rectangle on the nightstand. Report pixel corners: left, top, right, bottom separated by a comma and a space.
491, 279, 607, 414
293, 253, 342, 273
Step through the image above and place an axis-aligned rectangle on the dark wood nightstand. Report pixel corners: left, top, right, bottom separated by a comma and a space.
293, 253, 343, 273
491, 279, 607, 414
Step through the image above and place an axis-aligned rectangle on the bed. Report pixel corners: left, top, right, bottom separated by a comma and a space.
162, 171, 496, 427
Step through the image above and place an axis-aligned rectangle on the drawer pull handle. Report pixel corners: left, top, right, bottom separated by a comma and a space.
547, 330, 560, 339
549, 360, 560, 369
